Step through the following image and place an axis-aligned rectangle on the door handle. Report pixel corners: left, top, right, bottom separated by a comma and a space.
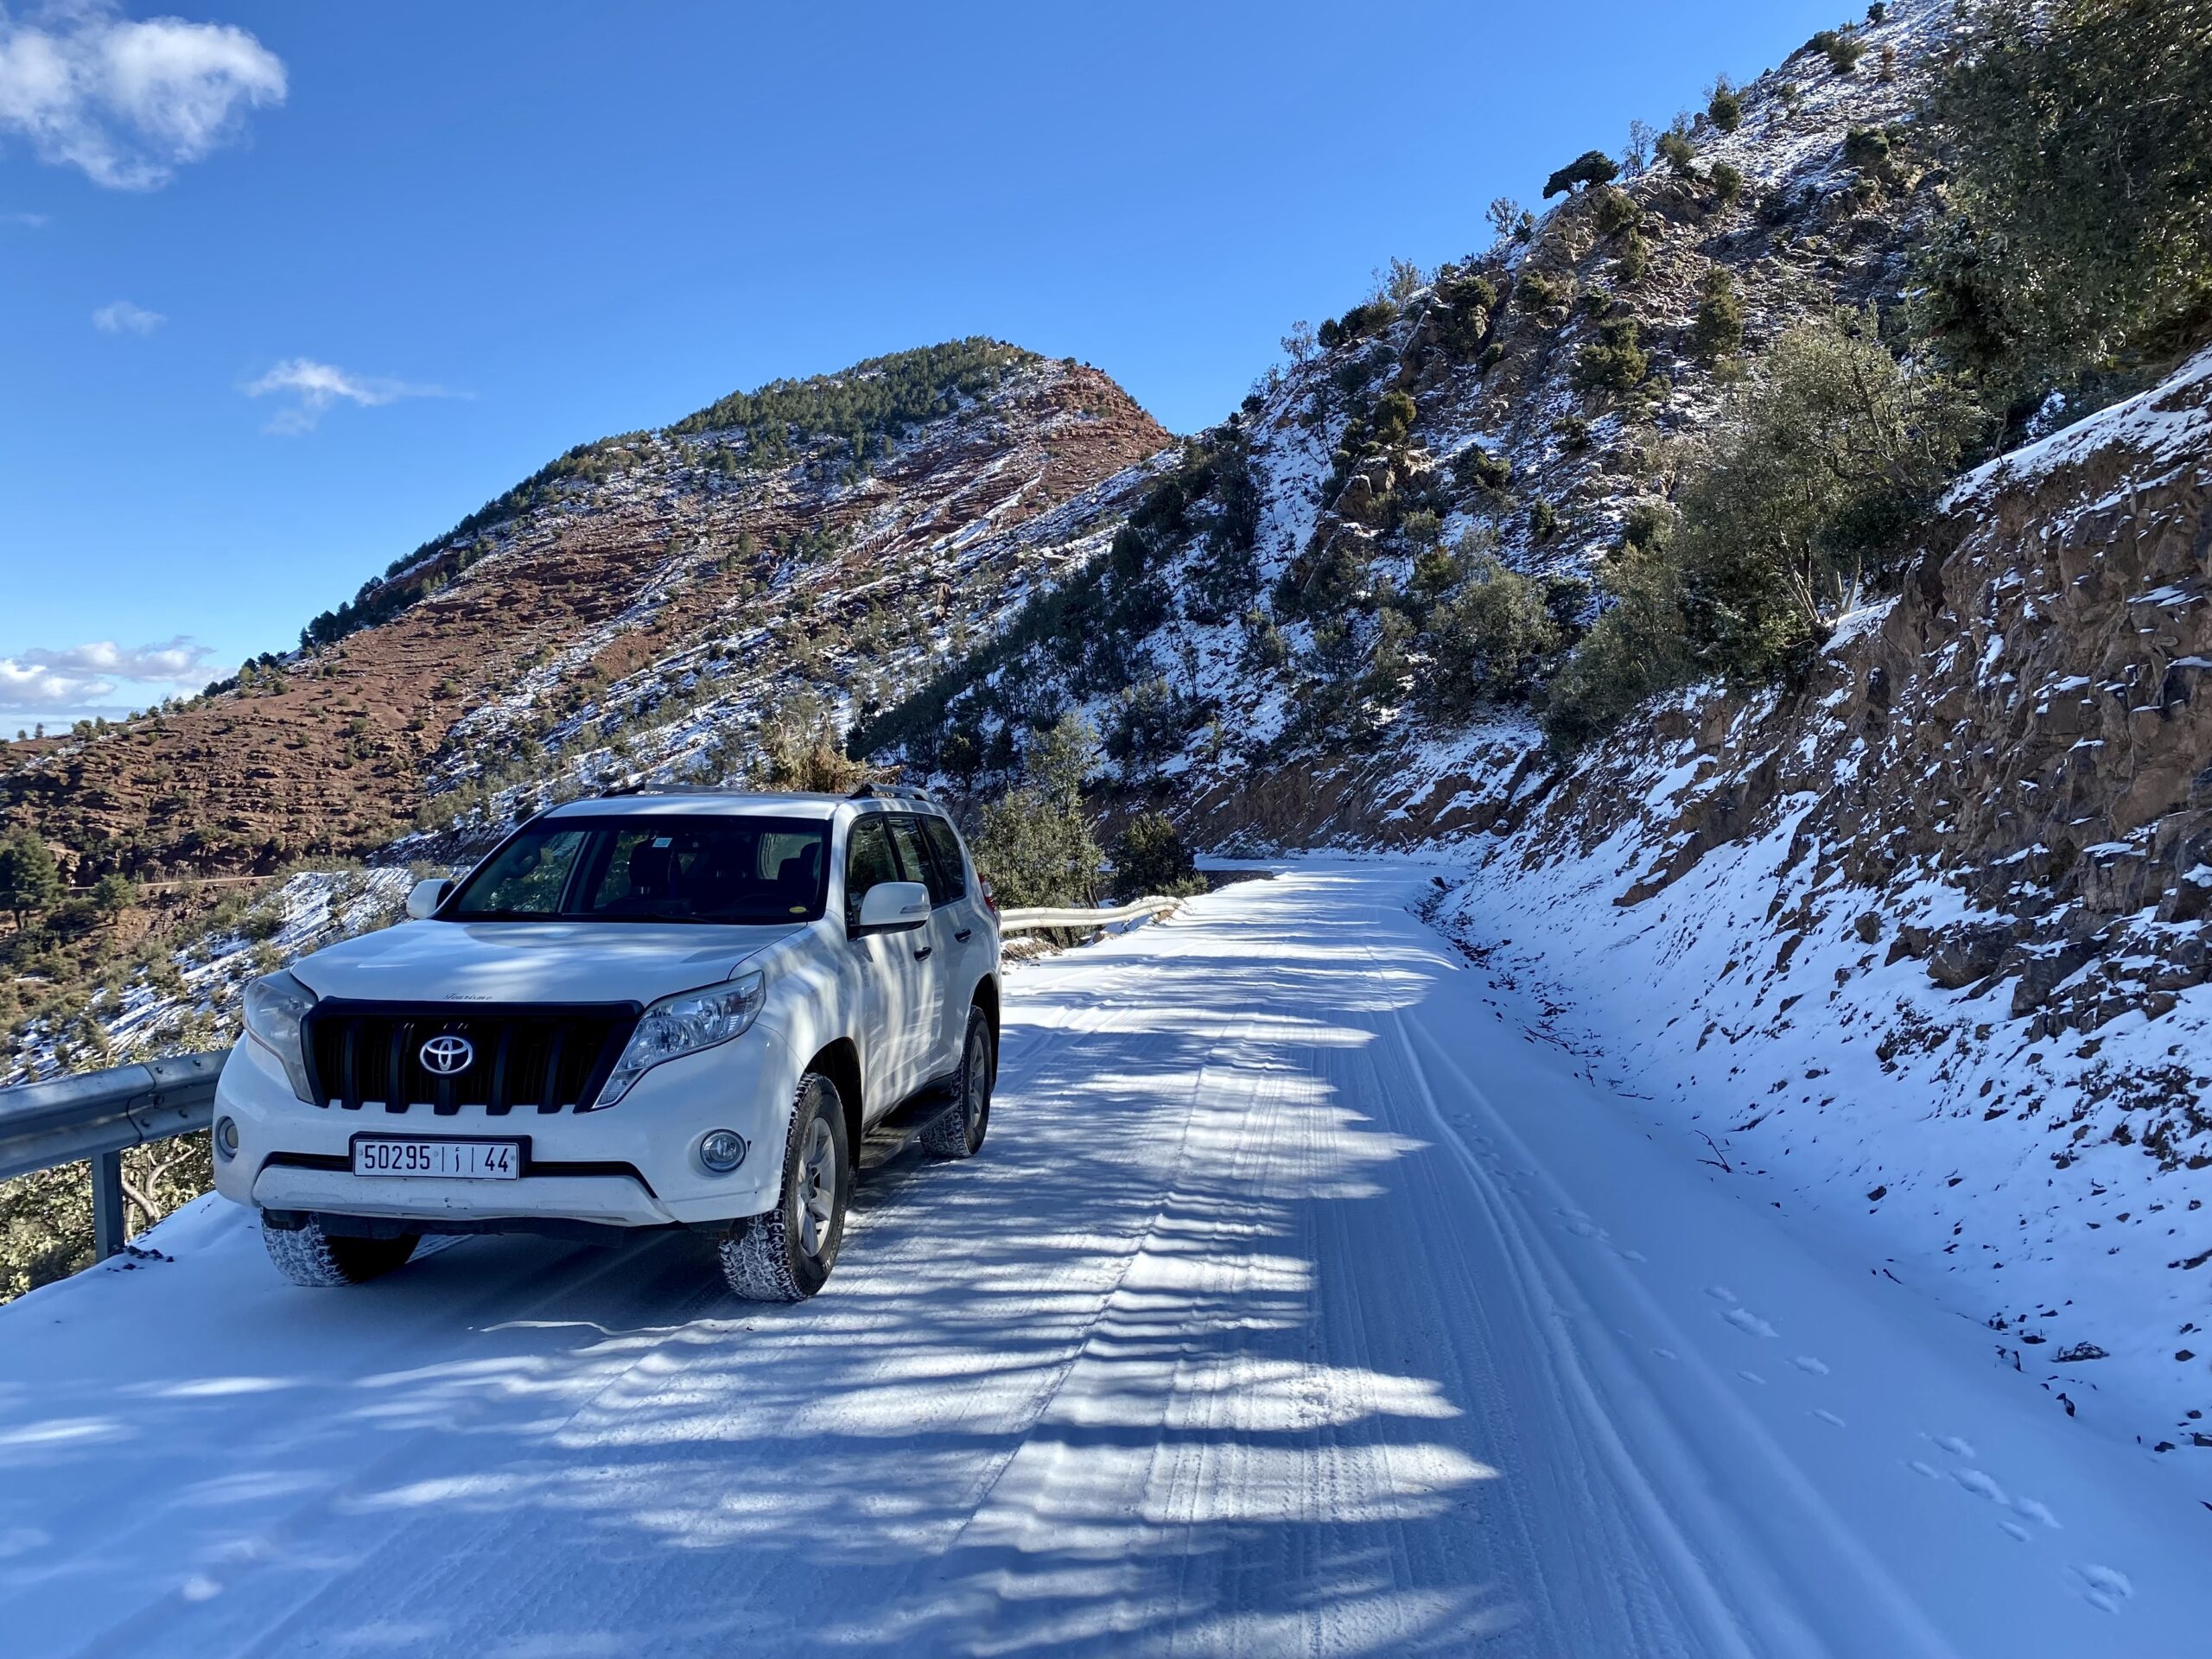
953, 929, 972, 942
913, 944, 933, 961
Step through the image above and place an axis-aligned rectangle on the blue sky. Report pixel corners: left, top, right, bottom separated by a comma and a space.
1, 0, 1855, 728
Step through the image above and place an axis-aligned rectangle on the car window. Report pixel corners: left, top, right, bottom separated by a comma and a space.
918, 815, 968, 903
447, 816, 830, 923
845, 816, 899, 927
455, 829, 588, 915
886, 816, 938, 901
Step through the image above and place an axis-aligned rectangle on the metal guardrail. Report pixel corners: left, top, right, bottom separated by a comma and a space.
997, 896, 1184, 933
0, 1049, 228, 1260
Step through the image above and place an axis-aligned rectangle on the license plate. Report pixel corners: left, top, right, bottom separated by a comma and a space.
350, 1137, 523, 1179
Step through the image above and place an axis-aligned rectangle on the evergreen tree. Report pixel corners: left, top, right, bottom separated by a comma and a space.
0, 830, 63, 931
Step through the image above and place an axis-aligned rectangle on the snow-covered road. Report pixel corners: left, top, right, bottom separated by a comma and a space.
4, 861, 2208, 1656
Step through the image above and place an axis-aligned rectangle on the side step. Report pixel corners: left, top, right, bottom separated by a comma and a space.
855, 1089, 959, 1172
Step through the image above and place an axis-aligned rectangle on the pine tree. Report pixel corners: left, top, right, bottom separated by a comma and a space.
0, 830, 63, 931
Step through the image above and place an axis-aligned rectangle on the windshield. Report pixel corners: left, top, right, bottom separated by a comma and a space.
445, 814, 830, 925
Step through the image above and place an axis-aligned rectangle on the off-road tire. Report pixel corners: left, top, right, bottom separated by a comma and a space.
262, 1215, 418, 1287
920, 1007, 995, 1160
721, 1073, 850, 1302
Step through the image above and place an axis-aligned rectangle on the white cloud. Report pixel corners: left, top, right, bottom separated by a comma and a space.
23, 636, 211, 679
0, 2, 285, 190
245, 356, 454, 435
1, 207, 47, 226
0, 658, 108, 709
91, 296, 161, 334
0, 635, 214, 716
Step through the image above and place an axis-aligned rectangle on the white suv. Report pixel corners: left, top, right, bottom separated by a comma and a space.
210, 786, 1001, 1301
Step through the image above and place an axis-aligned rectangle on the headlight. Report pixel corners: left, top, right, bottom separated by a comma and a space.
592, 969, 766, 1108
242, 970, 317, 1104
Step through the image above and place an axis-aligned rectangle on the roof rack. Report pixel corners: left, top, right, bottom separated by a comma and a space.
594, 779, 736, 798
848, 782, 938, 804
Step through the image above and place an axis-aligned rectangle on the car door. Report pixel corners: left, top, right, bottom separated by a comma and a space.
880, 814, 950, 1079
915, 812, 988, 1057
843, 813, 931, 1112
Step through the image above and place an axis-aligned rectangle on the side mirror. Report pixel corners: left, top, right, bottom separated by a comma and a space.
855, 880, 930, 935
405, 878, 454, 920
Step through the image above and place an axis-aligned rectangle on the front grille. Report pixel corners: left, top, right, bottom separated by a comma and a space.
302, 1001, 641, 1115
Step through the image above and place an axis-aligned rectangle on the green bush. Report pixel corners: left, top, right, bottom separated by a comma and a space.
1550, 415, 1592, 451
1103, 679, 1200, 769
1108, 812, 1206, 901
1708, 79, 1745, 133
1916, 0, 2212, 407
1808, 29, 1865, 74
1543, 149, 1620, 200
1615, 228, 1650, 285
1591, 187, 1639, 238
1415, 549, 1564, 716
1572, 315, 1649, 392
1529, 499, 1559, 542
1515, 271, 1565, 313
970, 715, 1103, 909
1543, 313, 1985, 747
1656, 130, 1696, 178
1452, 444, 1513, 491
1668, 312, 1982, 683
1540, 540, 1691, 753
1842, 125, 1891, 172
1370, 389, 1417, 448
1690, 269, 1747, 362
1432, 270, 1499, 360
1709, 161, 1745, 204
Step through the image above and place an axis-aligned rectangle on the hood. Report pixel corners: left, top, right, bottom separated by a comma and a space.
291, 918, 804, 1007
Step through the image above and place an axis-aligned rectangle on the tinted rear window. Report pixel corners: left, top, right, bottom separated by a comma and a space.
917, 815, 968, 903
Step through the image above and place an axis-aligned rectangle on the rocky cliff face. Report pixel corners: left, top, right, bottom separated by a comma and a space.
0, 349, 1166, 880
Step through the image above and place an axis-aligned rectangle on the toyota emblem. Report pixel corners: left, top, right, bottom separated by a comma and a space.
420, 1033, 475, 1075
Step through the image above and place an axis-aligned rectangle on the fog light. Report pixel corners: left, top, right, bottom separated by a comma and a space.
698, 1129, 747, 1173
214, 1116, 239, 1160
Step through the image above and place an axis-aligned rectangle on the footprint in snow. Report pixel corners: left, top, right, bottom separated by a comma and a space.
1790, 1355, 1830, 1376
1811, 1408, 1847, 1428
1908, 1460, 1942, 1479
1705, 1286, 1738, 1304
1554, 1211, 1604, 1240
1617, 1247, 1647, 1262
1933, 1433, 1976, 1459
2069, 1564, 2133, 1613
2012, 1497, 2061, 1530
1651, 1347, 1677, 1361
2000, 1520, 2031, 1542
1722, 1306, 1777, 1338
1738, 1370, 1766, 1385
1953, 1469, 2008, 1504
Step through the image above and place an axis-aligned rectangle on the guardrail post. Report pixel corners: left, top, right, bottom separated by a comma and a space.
91, 1148, 127, 1259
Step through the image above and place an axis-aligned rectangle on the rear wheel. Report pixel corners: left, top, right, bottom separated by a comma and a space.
920, 1007, 994, 1160
721, 1072, 849, 1302
262, 1215, 418, 1287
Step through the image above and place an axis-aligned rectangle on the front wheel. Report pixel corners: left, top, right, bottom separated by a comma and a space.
262, 1215, 418, 1287
920, 1007, 994, 1160
721, 1072, 850, 1302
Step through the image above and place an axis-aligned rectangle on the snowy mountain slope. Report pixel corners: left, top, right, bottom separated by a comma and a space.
3, 862, 2206, 1657
856, 1, 1956, 817
0, 345, 1166, 883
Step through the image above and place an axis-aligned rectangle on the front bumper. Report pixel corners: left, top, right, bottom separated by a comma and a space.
212, 1020, 798, 1229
